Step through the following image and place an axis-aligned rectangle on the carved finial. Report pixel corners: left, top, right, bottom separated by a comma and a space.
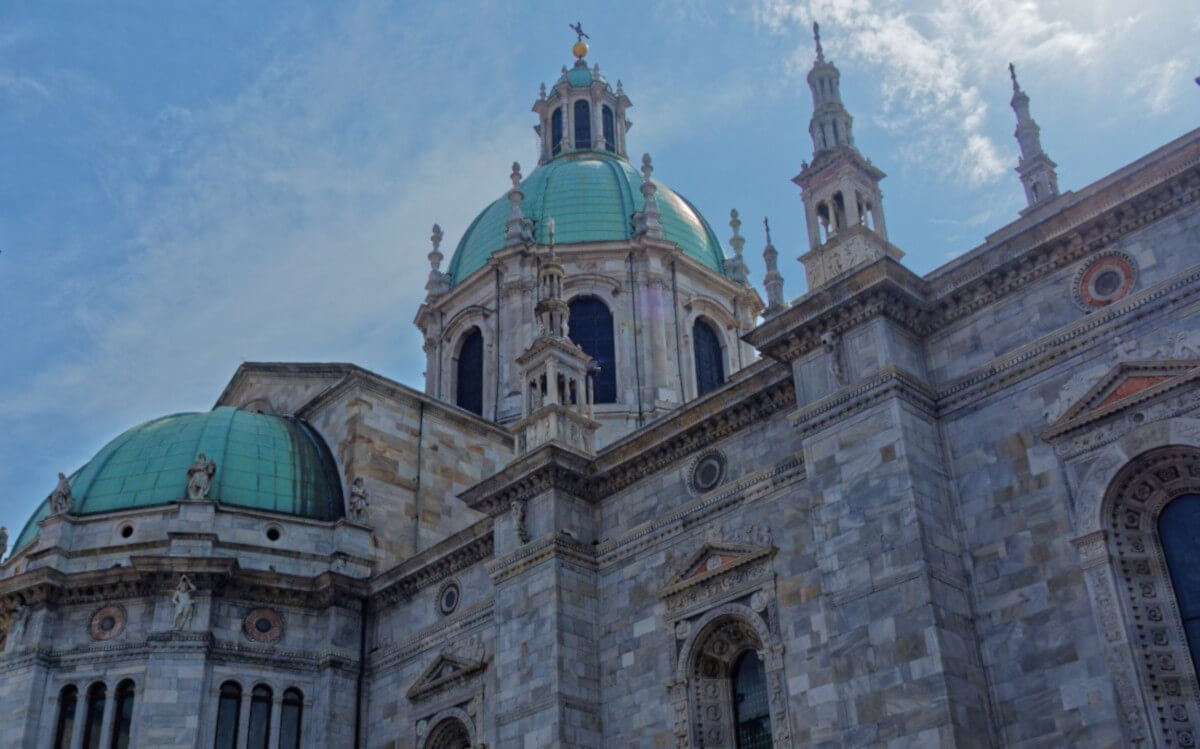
430, 223, 443, 254
592, 63, 600, 76
813, 21, 824, 61
729, 210, 744, 256
426, 223, 450, 295
539, 82, 547, 99
763, 216, 773, 246
633, 154, 663, 239
511, 162, 522, 189
616, 80, 624, 96
641, 153, 653, 181
505, 163, 533, 247
1009, 62, 1019, 92
724, 208, 749, 284
762, 216, 785, 316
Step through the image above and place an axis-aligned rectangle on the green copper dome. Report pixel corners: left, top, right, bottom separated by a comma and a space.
14, 407, 344, 551
445, 153, 726, 286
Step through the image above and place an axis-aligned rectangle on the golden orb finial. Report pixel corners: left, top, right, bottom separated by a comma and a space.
573, 40, 589, 59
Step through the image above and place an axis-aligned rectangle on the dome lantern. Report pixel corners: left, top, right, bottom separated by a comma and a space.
532, 32, 631, 164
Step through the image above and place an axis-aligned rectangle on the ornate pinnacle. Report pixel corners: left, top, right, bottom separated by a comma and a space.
762, 216, 785, 315
510, 162, 522, 189
505, 163, 533, 247
616, 80, 624, 96
429, 223, 444, 270
764, 216, 774, 247
1008, 62, 1019, 92
813, 22, 824, 62
426, 223, 450, 296
539, 82, 547, 100
641, 152, 654, 181
729, 209, 745, 257
633, 154, 663, 239
724, 209, 749, 285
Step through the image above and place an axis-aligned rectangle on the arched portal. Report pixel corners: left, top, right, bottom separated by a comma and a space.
424, 716, 472, 749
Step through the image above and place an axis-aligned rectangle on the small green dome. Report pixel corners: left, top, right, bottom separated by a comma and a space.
445, 152, 726, 286
14, 407, 344, 551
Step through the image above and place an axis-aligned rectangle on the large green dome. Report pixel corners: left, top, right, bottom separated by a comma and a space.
14, 407, 344, 551
446, 152, 726, 285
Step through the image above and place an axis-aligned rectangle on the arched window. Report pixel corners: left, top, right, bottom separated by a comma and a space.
731, 651, 772, 748
81, 682, 106, 749
53, 685, 78, 749
456, 328, 484, 416
1160, 494, 1200, 668
279, 688, 304, 749
425, 717, 472, 749
693, 319, 725, 397
573, 100, 591, 150
110, 680, 135, 749
551, 107, 563, 156
248, 685, 272, 749
213, 681, 241, 749
602, 105, 615, 152
568, 298, 616, 403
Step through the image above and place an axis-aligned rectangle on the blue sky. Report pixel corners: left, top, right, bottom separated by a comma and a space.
2, 0, 1198, 544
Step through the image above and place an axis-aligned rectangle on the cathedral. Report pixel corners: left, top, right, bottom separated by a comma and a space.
2, 27, 1199, 749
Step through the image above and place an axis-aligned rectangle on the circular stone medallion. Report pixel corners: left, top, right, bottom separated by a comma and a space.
243, 608, 284, 643
89, 604, 127, 641
689, 451, 727, 495
437, 580, 461, 616
1073, 252, 1137, 310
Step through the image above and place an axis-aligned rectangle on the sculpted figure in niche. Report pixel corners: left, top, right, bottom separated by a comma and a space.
511, 499, 529, 544
49, 472, 73, 515
172, 574, 197, 631
348, 477, 370, 523
7, 599, 30, 648
186, 454, 216, 499
821, 331, 846, 387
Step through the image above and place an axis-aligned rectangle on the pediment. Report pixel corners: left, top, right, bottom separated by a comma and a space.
1045, 359, 1200, 439
659, 541, 774, 599
406, 652, 487, 702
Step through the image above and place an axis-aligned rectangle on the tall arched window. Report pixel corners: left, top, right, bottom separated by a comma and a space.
81, 682, 106, 749
110, 680, 135, 749
1160, 494, 1200, 668
53, 685, 78, 749
279, 688, 304, 749
551, 107, 563, 156
731, 651, 772, 748
213, 681, 241, 749
601, 105, 615, 152
568, 298, 616, 403
456, 328, 484, 416
248, 684, 272, 749
573, 100, 591, 150
693, 319, 725, 397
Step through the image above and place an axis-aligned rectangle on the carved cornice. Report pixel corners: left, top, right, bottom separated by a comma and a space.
487, 532, 597, 584
405, 653, 488, 702
371, 527, 494, 611
460, 444, 592, 517
369, 600, 493, 675
789, 366, 937, 437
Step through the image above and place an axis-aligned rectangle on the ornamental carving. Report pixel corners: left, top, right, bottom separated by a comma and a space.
1072, 250, 1137, 310
89, 604, 126, 641
243, 607, 285, 643
1091, 447, 1200, 746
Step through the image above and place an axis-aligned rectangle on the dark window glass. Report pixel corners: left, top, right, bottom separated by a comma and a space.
81, 682, 106, 749
1160, 494, 1200, 668
456, 328, 484, 416
214, 681, 241, 749
568, 298, 616, 403
693, 320, 725, 396
551, 108, 563, 156
109, 680, 135, 749
732, 650, 772, 749
574, 100, 591, 149
602, 105, 615, 152
247, 685, 272, 749
53, 685, 78, 749
279, 688, 303, 749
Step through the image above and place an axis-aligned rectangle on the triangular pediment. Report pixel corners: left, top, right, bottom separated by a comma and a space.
659, 541, 774, 599
406, 652, 487, 701
1045, 359, 1200, 439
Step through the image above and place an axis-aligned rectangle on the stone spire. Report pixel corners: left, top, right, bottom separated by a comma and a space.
724, 209, 749, 284
1008, 63, 1059, 209
632, 153, 664, 239
762, 217, 786, 317
512, 218, 600, 456
504, 162, 534, 248
793, 22, 901, 292
425, 223, 450, 296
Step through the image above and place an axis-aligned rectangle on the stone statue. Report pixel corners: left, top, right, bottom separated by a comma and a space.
0, 526, 7, 559
186, 454, 216, 499
171, 574, 197, 630
569, 21, 589, 42
511, 499, 529, 544
49, 472, 73, 515
8, 600, 29, 647
821, 331, 847, 386
348, 477, 369, 523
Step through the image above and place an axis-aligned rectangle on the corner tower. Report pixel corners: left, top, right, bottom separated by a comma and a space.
1009, 63, 1060, 211
414, 36, 762, 447
793, 23, 902, 291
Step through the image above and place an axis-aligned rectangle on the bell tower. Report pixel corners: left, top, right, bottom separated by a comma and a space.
793, 23, 901, 291
1009, 63, 1059, 211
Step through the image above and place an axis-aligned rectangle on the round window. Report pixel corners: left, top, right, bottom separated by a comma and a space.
691, 452, 727, 493
243, 608, 284, 643
1074, 253, 1137, 310
438, 581, 461, 616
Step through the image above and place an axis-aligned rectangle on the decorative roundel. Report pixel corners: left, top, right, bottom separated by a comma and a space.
89, 604, 127, 641
437, 580, 461, 616
243, 608, 284, 643
689, 451, 727, 494
1073, 252, 1137, 310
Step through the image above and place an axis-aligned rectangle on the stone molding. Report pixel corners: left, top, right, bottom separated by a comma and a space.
461, 444, 592, 517
369, 600, 493, 675
406, 651, 488, 702
789, 365, 936, 437
487, 532, 597, 584
371, 529, 494, 611
417, 704, 480, 749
